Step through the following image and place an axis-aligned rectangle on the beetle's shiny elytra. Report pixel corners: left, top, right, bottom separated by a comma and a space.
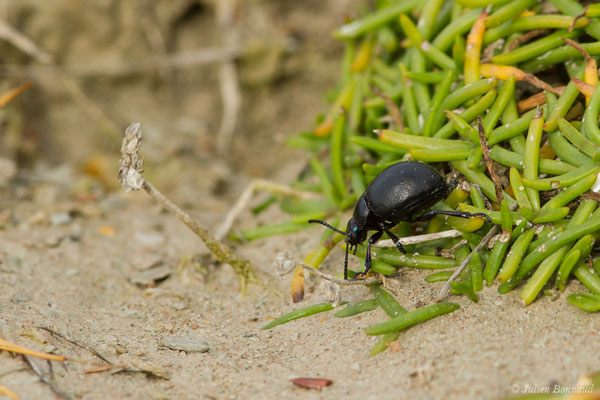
309, 161, 491, 279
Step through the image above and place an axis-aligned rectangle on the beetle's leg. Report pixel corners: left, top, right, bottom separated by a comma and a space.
344, 241, 350, 280
378, 223, 407, 254
354, 231, 383, 279
414, 210, 492, 223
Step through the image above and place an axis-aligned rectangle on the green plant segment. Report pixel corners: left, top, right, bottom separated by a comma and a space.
258, 0, 600, 351
263, 285, 460, 357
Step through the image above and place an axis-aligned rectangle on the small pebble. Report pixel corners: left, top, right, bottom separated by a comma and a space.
134, 231, 165, 247
159, 337, 209, 353
45, 233, 64, 248
131, 360, 172, 380
11, 292, 32, 303
70, 223, 83, 241
44, 344, 57, 354
131, 253, 163, 271
130, 265, 171, 286
50, 212, 72, 226
0, 157, 17, 187
65, 268, 79, 277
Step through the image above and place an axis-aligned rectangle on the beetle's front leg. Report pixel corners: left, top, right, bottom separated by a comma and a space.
378, 223, 407, 254
354, 230, 383, 279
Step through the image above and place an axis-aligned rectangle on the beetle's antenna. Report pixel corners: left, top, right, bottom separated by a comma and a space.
344, 241, 349, 280
307, 219, 347, 235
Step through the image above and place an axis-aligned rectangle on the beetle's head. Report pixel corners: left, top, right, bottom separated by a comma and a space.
307, 218, 360, 281
345, 218, 366, 245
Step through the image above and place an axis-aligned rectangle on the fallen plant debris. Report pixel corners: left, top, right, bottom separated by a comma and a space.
290, 377, 333, 390
0, 337, 69, 400
118, 122, 258, 292
21, 355, 72, 400
36, 326, 114, 365
0, 338, 66, 362
0, 384, 18, 400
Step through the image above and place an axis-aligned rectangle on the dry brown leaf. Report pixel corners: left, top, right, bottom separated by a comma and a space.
291, 377, 333, 390
98, 226, 116, 236
517, 91, 547, 113
572, 77, 596, 98
291, 265, 305, 303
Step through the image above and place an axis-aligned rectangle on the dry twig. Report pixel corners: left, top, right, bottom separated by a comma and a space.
138, 0, 172, 80
0, 338, 66, 362
300, 264, 389, 287
0, 19, 53, 64
437, 226, 499, 300
436, 119, 513, 298
522, 75, 563, 96
478, 117, 503, 204
0, 48, 240, 78
84, 362, 171, 380
22, 356, 72, 400
438, 201, 520, 299
569, 7, 588, 32
473, 184, 493, 210
0, 384, 18, 400
504, 30, 549, 53
216, 0, 242, 156
215, 178, 319, 240
37, 327, 114, 365
369, 83, 404, 131
374, 229, 463, 248
562, 38, 596, 72
118, 123, 257, 291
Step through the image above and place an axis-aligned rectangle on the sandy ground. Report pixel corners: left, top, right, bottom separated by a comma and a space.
1, 182, 600, 400
1, 1, 600, 400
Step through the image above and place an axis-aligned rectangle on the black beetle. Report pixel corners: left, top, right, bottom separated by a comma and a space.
309, 161, 490, 279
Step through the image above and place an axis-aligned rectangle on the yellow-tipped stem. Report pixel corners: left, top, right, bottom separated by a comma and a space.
563, 38, 598, 104
480, 63, 562, 95
314, 80, 355, 137
350, 37, 375, 73
464, 10, 488, 85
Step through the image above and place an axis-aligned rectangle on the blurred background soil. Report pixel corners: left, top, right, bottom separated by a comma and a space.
1, 0, 359, 202
1, 1, 600, 400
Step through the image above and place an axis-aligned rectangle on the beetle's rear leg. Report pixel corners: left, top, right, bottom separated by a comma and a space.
414, 210, 492, 223
379, 223, 407, 254
354, 230, 383, 279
